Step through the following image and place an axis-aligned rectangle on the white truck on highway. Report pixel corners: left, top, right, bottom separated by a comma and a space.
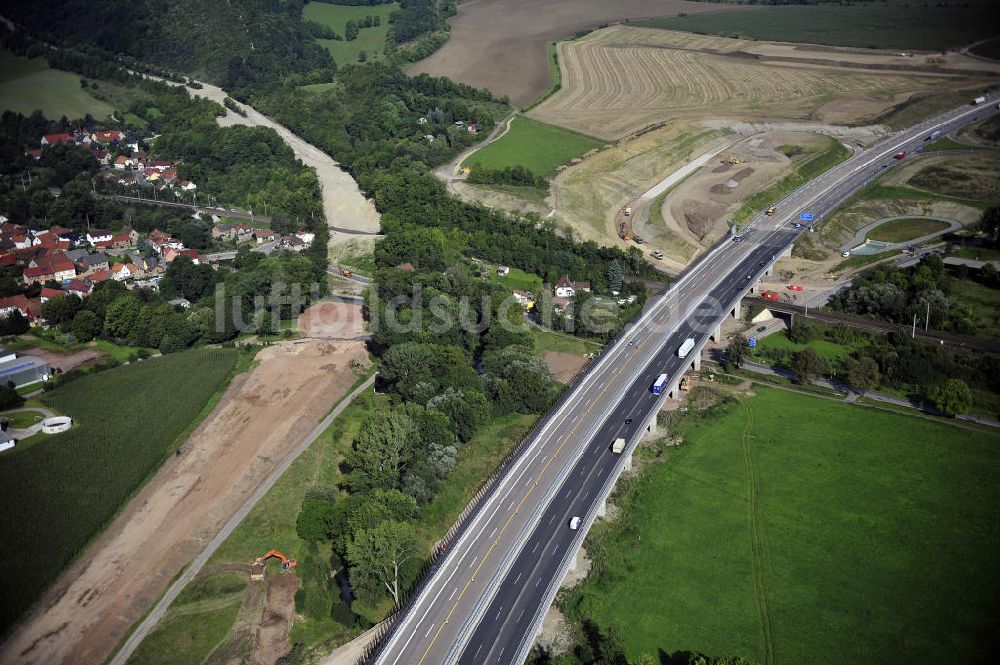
970, 96, 986, 105
612, 437, 626, 454
678, 337, 695, 358
926, 129, 942, 141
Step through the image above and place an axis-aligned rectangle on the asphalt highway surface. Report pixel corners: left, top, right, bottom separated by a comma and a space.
374, 99, 998, 665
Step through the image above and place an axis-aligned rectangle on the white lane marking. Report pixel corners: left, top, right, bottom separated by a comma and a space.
489, 526, 497, 539
424, 624, 435, 639
514, 572, 522, 585
532, 541, 539, 554
469, 555, 478, 569
449, 587, 457, 601
517, 608, 525, 623
497, 647, 505, 662
495, 607, 504, 621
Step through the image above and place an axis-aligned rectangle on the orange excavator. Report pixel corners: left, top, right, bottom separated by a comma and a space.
250, 549, 297, 581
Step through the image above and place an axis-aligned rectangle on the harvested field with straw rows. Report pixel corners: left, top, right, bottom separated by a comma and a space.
530, 27, 996, 140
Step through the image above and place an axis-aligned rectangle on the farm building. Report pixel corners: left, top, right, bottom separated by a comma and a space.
0, 348, 51, 388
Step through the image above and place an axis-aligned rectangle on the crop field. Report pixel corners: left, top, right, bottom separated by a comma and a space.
635, 3, 1000, 51
466, 116, 603, 177
406, 0, 724, 106
866, 218, 950, 243
0, 348, 238, 631
0, 49, 113, 120
565, 387, 1000, 664
529, 27, 991, 140
303, 1, 397, 66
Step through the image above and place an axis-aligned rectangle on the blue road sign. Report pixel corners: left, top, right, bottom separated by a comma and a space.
800, 212, 814, 221
748, 338, 757, 348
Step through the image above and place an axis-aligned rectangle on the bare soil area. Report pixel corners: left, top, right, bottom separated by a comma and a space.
298, 300, 366, 339
659, 131, 828, 247
0, 339, 367, 665
543, 351, 589, 384
407, 0, 727, 106
18, 346, 103, 372
529, 27, 988, 139
251, 575, 299, 665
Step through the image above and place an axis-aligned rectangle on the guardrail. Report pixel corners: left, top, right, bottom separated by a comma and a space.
356, 209, 745, 665
357, 102, 996, 665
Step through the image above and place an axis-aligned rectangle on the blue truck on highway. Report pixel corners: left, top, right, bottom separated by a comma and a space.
652, 373, 669, 395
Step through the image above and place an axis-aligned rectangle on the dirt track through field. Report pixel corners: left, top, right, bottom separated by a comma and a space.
407, 0, 726, 106
740, 399, 774, 665
0, 340, 367, 665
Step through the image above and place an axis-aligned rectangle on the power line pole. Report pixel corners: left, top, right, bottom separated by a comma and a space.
925, 300, 930, 332
912, 312, 917, 338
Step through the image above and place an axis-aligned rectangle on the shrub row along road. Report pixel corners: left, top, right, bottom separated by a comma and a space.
371, 100, 998, 665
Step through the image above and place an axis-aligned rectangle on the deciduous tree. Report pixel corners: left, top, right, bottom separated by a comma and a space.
346, 520, 419, 605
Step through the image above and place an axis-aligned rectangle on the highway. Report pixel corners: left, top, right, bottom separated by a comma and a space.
370, 99, 998, 665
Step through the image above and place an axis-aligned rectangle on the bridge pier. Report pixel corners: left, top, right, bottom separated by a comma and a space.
710, 323, 722, 343
780, 245, 793, 259
597, 497, 607, 519
692, 353, 701, 372
731, 300, 742, 320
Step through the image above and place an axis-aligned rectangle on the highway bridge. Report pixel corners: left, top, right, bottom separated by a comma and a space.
365, 100, 998, 665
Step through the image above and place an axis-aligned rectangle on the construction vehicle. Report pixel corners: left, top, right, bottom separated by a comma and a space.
340, 267, 352, 277
250, 549, 297, 581
766, 207, 776, 216
722, 157, 743, 165
679, 375, 691, 391
618, 204, 634, 240
612, 437, 626, 454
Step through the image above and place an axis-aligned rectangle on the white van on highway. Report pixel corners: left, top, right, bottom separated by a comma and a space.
569, 516, 581, 530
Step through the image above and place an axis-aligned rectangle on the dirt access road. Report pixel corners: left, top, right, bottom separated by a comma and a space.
407, 0, 726, 106
0, 339, 367, 665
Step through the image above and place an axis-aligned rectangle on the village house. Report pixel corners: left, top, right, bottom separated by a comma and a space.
40, 133, 73, 146
23, 254, 76, 284
253, 229, 275, 244
0, 294, 31, 318
111, 262, 135, 281
554, 275, 591, 299
86, 229, 113, 245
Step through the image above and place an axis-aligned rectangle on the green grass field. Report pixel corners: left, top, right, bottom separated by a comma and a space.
0, 348, 239, 632
634, 4, 1000, 50
866, 218, 950, 243
953, 245, 1000, 261
0, 49, 113, 120
128, 597, 242, 665
466, 116, 603, 177
752, 331, 855, 365
139, 375, 535, 656
491, 266, 543, 293
530, 326, 604, 358
304, 1, 397, 66
565, 387, 1000, 664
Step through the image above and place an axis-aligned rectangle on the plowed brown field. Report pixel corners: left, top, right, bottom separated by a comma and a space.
530, 27, 998, 139
406, 0, 729, 106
